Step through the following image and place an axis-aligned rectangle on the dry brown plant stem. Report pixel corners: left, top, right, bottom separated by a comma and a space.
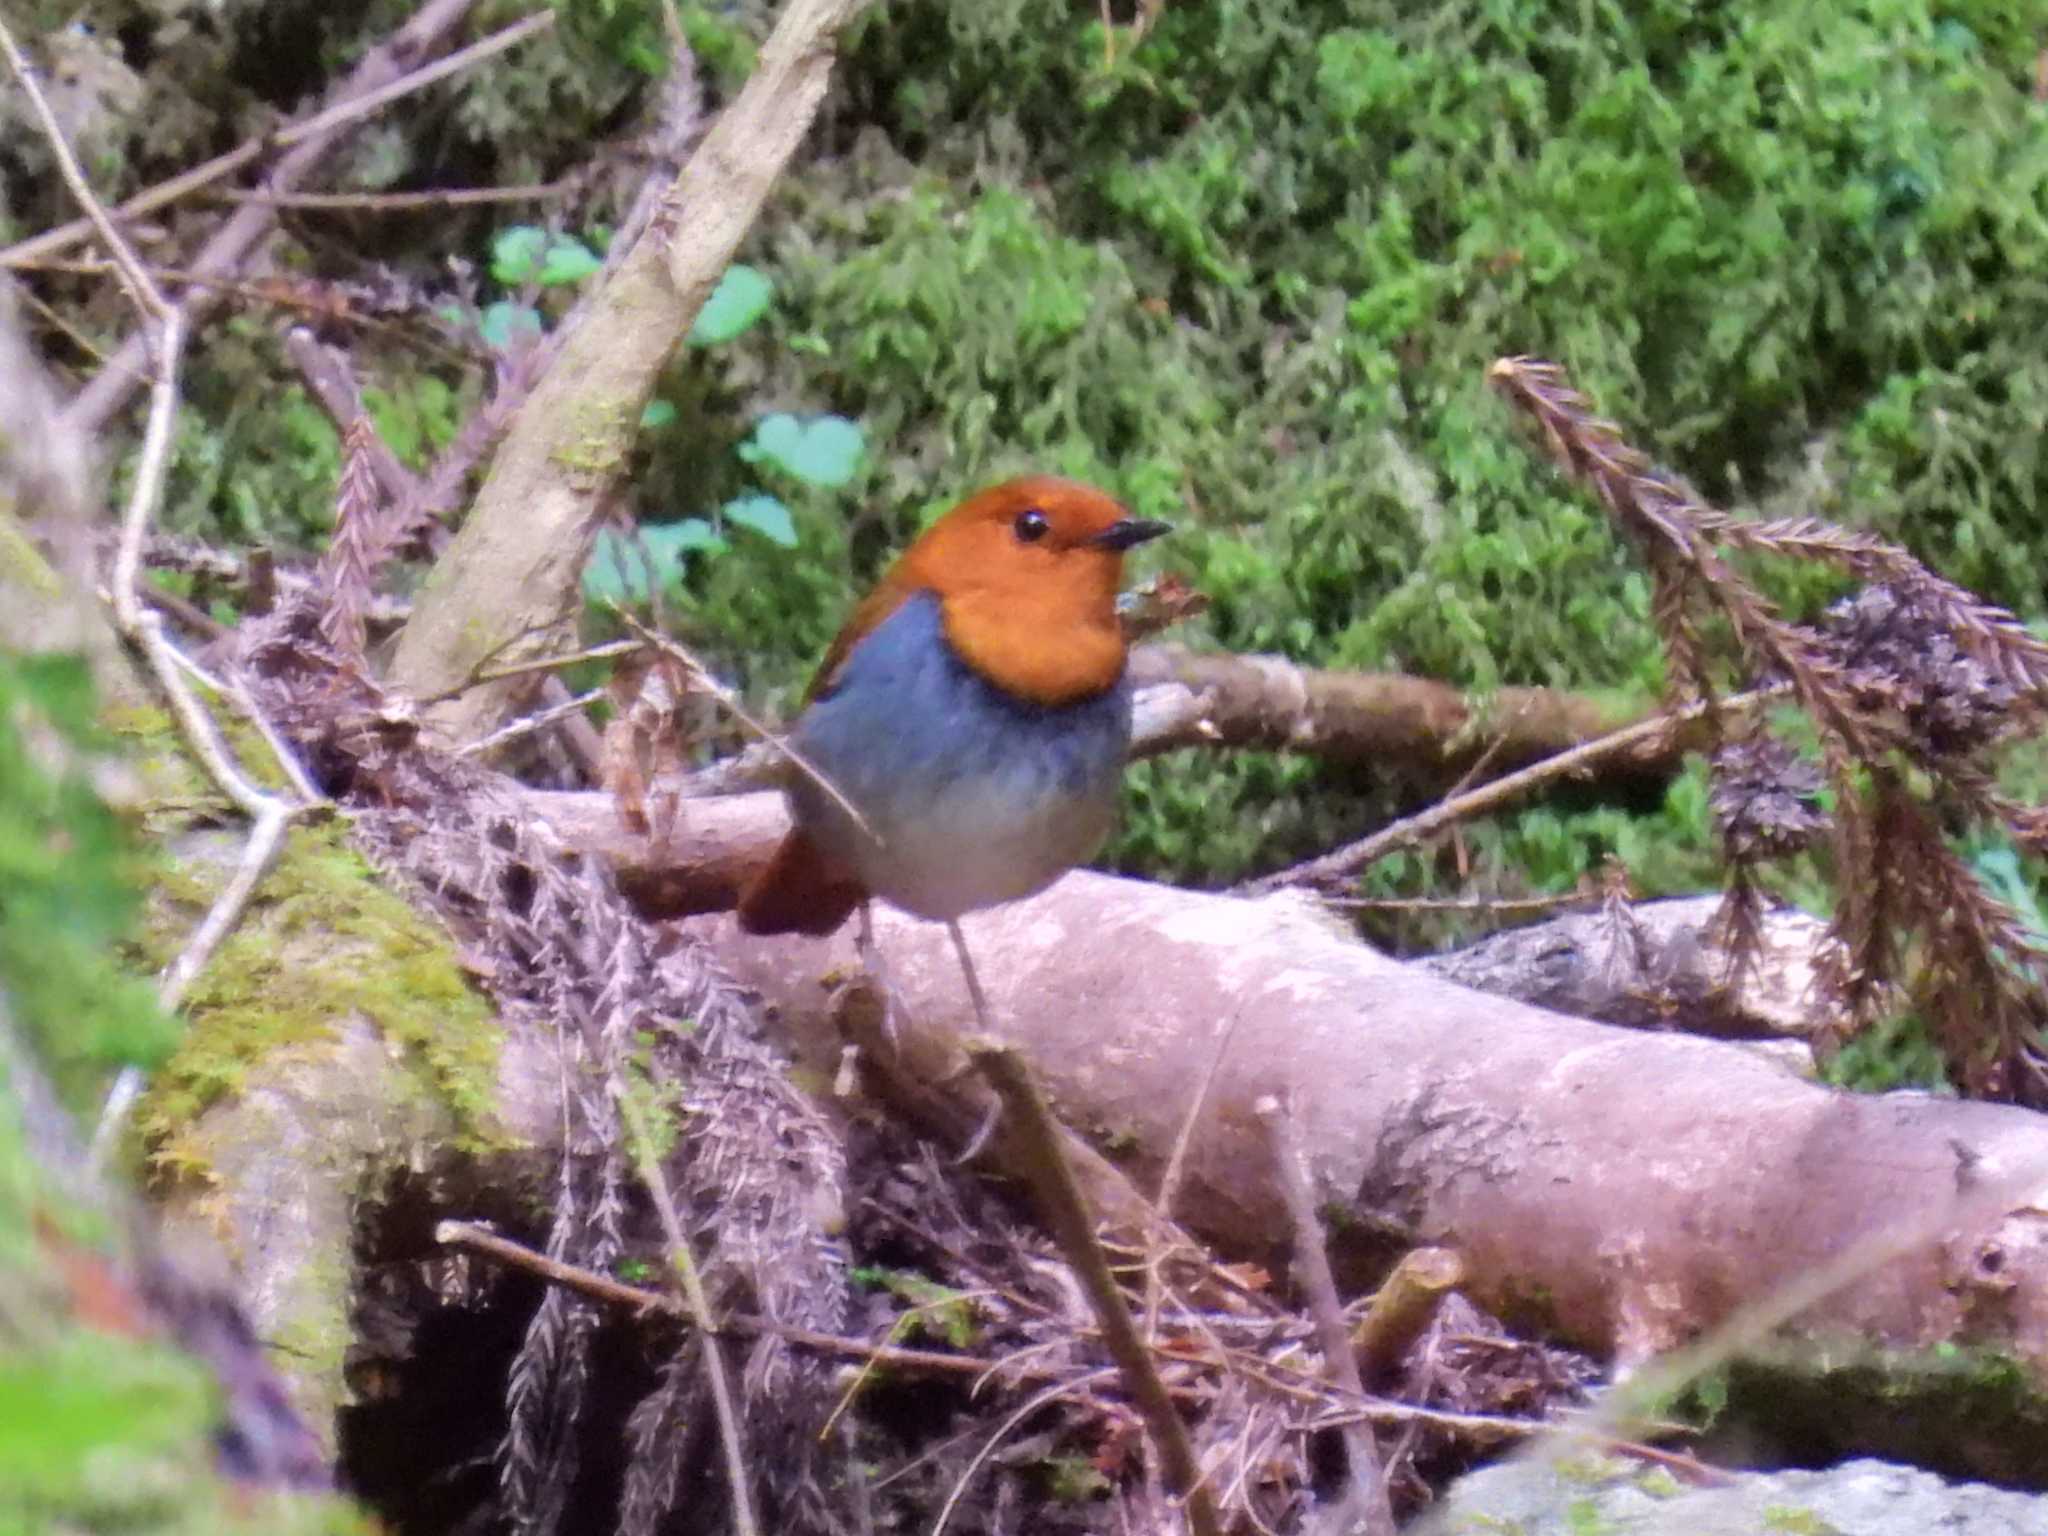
610, 607, 877, 837
969, 1042, 1223, 1536
1258, 1095, 1396, 1536
1, 16, 320, 1152
220, 181, 570, 212
1, 4, 548, 271
617, 1090, 758, 1536
1251, 687, 1781, 893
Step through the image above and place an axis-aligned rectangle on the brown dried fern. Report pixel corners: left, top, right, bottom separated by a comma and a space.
316, 417, 383, 662
1492, 356, 2048, 1101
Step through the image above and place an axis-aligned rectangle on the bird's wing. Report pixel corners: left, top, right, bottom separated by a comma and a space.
804, 577, 915, 704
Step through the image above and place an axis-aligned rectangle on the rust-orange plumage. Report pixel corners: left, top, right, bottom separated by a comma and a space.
737, 476, 1169, 938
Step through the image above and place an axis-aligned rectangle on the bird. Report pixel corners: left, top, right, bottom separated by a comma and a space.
736, 475, 1169, 1022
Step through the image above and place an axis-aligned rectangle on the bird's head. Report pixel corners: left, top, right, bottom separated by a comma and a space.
894, 476, 1171, 706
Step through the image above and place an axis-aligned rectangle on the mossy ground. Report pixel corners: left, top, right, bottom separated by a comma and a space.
134, 815, 511, 1172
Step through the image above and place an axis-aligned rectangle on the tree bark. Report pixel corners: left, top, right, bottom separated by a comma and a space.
1128, 644, 1678, 780
697, 872, 2048, 1377
389, 0, 873, 745
1415, 893, 1839, 1040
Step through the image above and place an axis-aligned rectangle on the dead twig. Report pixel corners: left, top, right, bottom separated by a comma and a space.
1257, 1093, 1395, 1536
969, 1042, 1221, 1536
1249, 686, 1783, 894
1, 17, 316, 1156
460, 687, 604, 758
610, 606, 878, 840
618, 1089, 758, 1536
218, 181, 571, 212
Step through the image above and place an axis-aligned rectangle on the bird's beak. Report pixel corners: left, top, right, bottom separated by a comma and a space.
1089, 518, 1172, 551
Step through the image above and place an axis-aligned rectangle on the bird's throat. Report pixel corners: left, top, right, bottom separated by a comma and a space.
939, 590, 1127, 708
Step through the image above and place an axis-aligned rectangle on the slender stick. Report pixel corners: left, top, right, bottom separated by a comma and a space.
459, 687, 603, 757
0, 6, 551, 270
4, 18, 319, 1162
1257, 1094, 1395, 1536
618, 1088, 759, 1536
1248, 685, 1784, 894
969, 1042, 1222, 1536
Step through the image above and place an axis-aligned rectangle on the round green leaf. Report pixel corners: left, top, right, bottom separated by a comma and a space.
489, 225, 547, 285
740, 412, 865, 488
722, 493, 798, 548
478, 302, 544, 353
582, 529, 643, 605
689, 264, 774, 345
538, 237, 602, 286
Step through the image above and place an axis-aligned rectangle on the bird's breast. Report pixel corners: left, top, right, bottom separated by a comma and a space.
785, 592, 1130, 921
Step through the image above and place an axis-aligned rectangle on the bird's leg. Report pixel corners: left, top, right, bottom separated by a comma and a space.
946, 917, 1004, 1164
945, 917, 995, 1034
854, 900, 907, 1045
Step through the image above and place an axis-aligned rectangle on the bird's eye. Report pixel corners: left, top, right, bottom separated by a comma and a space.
1013, 507, 1050, 543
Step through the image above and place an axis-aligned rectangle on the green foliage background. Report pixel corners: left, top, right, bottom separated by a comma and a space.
8, 0, 2048, 940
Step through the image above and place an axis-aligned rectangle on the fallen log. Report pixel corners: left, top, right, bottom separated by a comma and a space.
697, 871, 2048, 1378
1415, 893, 1840, 1040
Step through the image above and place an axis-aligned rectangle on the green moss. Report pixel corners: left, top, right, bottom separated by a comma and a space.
1717, 1340, 2048, 1486
551, 398, 639, 485
1632, 1468, 1683, 1500
1763, 1506, 1839, 1535
136, 818, 509, 1160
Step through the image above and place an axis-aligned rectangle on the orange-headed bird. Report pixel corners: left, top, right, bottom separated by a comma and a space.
737, 476, 1169, 945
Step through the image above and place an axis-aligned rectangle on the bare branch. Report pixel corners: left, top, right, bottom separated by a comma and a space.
1258, 1094, 1395, 1536
390, 0, 875, 743
63, 3, 561, 432
970, 1042, 1222, 1536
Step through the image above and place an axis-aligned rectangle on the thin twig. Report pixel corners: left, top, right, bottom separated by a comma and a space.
218, 181, 571, 212
931, 1370, 1121, 1536
969, 1043, 1221, 1536
460, 687, 604, 757
1257, 1093, 1395, 1536
1, 7, 552, 270
1249, 686, 1784, 894
1322, 890, 1590, 914
617, 1089, 759, 1536
420, 638, 644, 703
1144, 1009, 1245, 1341
3, 19, 316, 1159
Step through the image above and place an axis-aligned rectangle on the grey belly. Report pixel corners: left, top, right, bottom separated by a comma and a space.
783, 590, 1131, 922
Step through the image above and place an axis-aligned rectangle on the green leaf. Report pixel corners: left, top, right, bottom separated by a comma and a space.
722, 493, 798, 547
647, 518, 727, 559
639, 400, 678, 430
739, 412, 865, 488
478, 302, 543, 352
582, 529, 644, 605
537, 237, 602, 286
689, 264, 774, 345
489, 225, 548, 285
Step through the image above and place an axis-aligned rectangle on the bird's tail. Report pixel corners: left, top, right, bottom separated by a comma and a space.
736, 828, 866, 936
